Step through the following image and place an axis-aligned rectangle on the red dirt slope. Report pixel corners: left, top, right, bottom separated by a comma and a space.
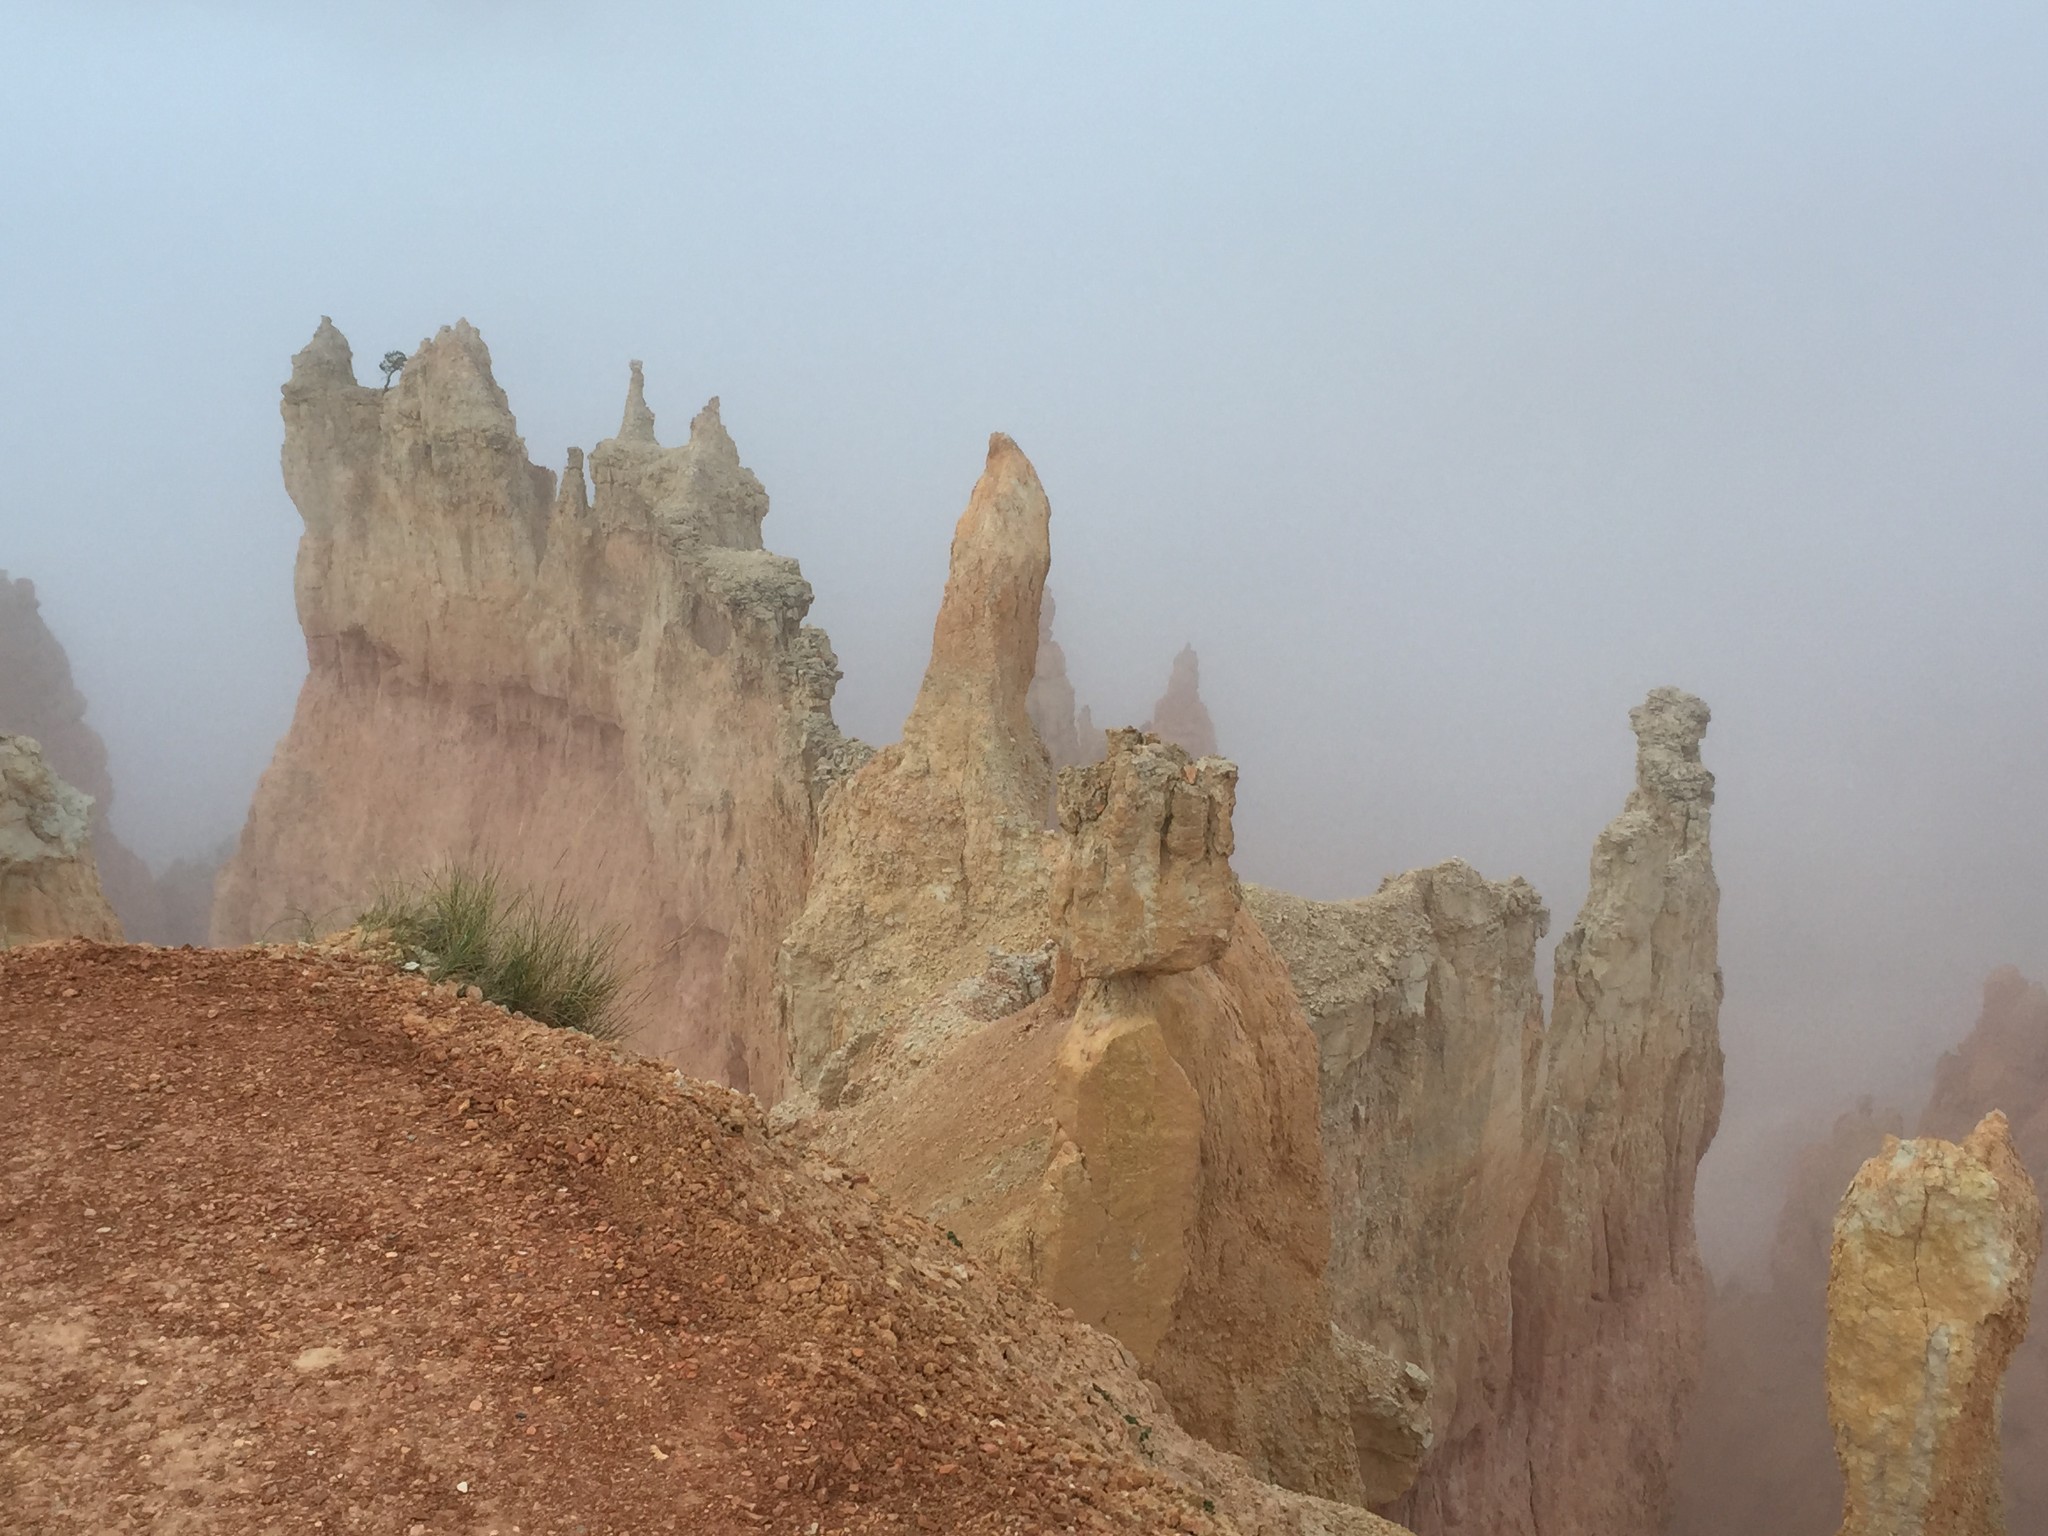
0, 942, 1386, 1536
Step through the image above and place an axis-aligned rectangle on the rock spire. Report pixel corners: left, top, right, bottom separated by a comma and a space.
1145, 642, 1219, 757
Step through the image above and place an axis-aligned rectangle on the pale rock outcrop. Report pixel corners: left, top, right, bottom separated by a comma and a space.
1146, 642, 1219, 758
776, 433, 1053, 1088
0, 572, 175, 939
1827, 1112, 2041, 1536
1247, 862, 1548, 1495
1027, 589, 1095, 771
1052, 728, 1238, 977
1671, 970, 2048, 1534
777, 442, 1425, 1508
0, 735, 122, 947
1255, 688, 1723, 1536
214, 319, 860, 1093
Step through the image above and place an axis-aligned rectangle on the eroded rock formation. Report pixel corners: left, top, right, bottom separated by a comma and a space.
1255, 688, 1724, 1536
0, 735, 122, 947
1670, 969, 2048, 1535
1248, 863, 1549, 1506
777, 440, 1426, 1508
1827, 1112, 2041, 1536
214, 320, 861, 1092
0, 572, 173, 939
1146, 642, 1219, 758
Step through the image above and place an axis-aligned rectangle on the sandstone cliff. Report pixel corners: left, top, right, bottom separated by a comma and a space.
0, 734, 122, 947
1669, 969, 2048, 1535
0, 572, 176, 939
1145, 643, 1219, 758
213, 320, 861, 1093
1827, 1112, 2041, 1536
777, 440, 1425, 1508
1255, 688, 1723, 1536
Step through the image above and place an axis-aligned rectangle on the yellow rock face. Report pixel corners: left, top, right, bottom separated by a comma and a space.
1827, 1111, 2043, 1536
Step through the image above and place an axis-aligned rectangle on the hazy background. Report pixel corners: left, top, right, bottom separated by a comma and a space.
4, 2, 2045, 1274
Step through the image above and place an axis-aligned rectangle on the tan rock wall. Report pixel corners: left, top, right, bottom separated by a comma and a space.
1827, 1112, 2042, 1536
1, 734, 122, 947
213, 320, 860, 1093
1256, 689, 1723, 1536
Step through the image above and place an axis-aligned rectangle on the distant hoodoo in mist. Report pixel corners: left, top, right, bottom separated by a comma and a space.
1145, 642, 1219, 758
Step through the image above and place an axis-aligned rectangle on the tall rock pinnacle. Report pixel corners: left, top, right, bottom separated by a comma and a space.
619, 359, 658, 443
1827, 1112, 2041, 1536
1146, 643, 1219, 758
777, 433, 1054, 1086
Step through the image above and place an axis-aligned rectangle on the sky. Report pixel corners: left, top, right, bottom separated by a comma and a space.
3, 2, 2046, 1272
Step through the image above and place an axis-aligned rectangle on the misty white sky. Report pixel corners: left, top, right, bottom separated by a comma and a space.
4, 4, 2045, 1270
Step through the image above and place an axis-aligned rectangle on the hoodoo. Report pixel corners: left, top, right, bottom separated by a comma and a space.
1145, 642, 1219, 757
1826, 1113, 2041, 1536
1027, 588, 1093, 771
1673, 968, 2048, 1534
212, 320, 863, 1094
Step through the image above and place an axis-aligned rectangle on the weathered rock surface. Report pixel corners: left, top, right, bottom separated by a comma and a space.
1827, 1111, 2042, 1536
0, 572, 177, 939
1670, 969, 2048, 1536
1145, 642, 1219, 758
777, 434, 1053, 1089
1255, 688, 1723, 1536
213, 320, 861, 1092
1027, 589, 1096, 771
0, 734, 122, 947
777, 441, 1424, 1508
1052, 728, 1238, 977
1247, 862, 1548, 1500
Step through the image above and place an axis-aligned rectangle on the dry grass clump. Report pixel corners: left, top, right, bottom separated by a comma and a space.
359, 865, 629, 1038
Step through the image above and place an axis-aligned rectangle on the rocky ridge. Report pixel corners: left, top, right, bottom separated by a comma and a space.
213, 320, 864, 1093
1, 938, 1407, 1535
1255, 688, 1724, 1536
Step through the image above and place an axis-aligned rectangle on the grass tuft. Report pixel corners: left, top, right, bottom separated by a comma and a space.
359, 864, 630, 1039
